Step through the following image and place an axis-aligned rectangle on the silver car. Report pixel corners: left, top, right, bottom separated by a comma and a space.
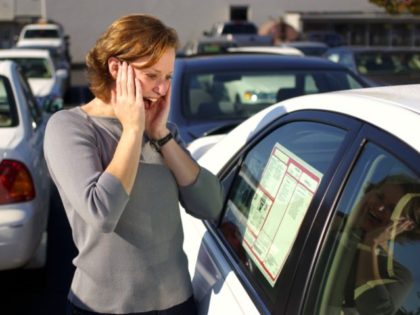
0, 60, 53, 270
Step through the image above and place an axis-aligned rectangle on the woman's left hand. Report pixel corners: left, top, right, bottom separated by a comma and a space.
145, 85, 171, 139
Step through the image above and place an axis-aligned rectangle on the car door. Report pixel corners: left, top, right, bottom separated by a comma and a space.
181, 110, 363, 314
16, 70, 50, 224
292, 124, 420, 315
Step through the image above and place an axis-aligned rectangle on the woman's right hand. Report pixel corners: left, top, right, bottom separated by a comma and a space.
111, 61, 145, 134
364, 217, 415, 248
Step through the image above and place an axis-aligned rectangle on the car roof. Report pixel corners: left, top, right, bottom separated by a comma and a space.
200, 84, 420, 170
327, 46, 420, 53
22, 23, 60, 30
227, 46, 303, 56
0, 48, 51, 58
176, 54, 348, 71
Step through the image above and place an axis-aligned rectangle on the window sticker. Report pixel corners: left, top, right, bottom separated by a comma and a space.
242, 143, 323, 286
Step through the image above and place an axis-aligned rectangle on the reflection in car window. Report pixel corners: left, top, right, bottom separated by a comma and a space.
186, 71, 364, 121
355, 51, 420, 75
0, 76, 18, 127
308, 143, 420, 315
219, 122, 346, 301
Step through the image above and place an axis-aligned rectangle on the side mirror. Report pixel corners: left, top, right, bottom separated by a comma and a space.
203, 31, 210, 37
56, 68, 68, 79
44, 97, 64, 113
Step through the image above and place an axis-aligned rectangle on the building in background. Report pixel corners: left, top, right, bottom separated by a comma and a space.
0, 0, 46, 48
1, 0, 420, 63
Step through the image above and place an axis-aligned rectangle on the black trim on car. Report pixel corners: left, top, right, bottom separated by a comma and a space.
288, 123, 420, 315
202, 109, 364, 314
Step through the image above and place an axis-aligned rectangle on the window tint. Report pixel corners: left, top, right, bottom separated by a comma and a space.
219, 121, 347, 302
355, 51, 420, 75
24, 29, 59, 39
185, 71, 364, 121
308, 143, 420, 315
0, 76, 18, 127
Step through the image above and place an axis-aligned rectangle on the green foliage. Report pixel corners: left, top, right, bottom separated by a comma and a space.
369, 0, 420, 14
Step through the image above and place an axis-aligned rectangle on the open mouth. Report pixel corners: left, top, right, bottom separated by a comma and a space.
143, 97, 158, 110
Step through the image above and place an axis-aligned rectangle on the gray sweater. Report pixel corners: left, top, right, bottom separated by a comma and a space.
43, 107, 223, 314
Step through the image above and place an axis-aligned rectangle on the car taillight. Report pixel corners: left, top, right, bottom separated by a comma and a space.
0, 159, 35, 204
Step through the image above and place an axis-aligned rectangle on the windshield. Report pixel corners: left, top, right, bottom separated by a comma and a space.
184, 70, 364, 121
355, 51, 420, 75
23, 29, 59, 39
0, 58, 52, 79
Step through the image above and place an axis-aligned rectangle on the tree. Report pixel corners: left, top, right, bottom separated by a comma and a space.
369, 0, 420, 14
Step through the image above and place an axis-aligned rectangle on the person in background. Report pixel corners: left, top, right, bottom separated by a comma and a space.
44, 14, 223, 315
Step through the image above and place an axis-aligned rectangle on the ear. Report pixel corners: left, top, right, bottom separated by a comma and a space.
108, 57, 120, 80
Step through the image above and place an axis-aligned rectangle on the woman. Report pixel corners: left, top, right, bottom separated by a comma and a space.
44, 14, 223, 315
344, 175, 419, 315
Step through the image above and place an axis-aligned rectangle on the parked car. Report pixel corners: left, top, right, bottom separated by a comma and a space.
0, 60, 55, 270
182, 84, 420, 315
16, 22, 70, 61
325, 46, 420, 86
15, 44, 71, 92
0, 49, 67, 110
170, 53, 370, 144
203, 21, 273, 47
280, 41, 329, 56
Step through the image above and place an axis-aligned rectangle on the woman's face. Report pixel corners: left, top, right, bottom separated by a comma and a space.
360, 183, 405, 231
129, 48, 175, 108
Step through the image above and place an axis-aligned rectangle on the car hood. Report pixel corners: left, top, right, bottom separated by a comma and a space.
187, 134, 226, 160
364, 73, 420, 86
28, 78, 55, 97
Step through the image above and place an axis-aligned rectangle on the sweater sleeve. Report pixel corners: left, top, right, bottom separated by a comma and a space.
168, 122, 224, 221
44, 110, 129, 233
354, 259, 413, 315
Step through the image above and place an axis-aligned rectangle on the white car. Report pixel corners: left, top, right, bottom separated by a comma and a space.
182, 84, 420, 314
16, 23, 67, 53
0, 60, 53, 270
0, 49, 67, 109
227, 46, 304, 56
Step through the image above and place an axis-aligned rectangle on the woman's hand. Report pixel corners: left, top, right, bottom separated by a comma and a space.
145, 85, 171, 139
364, 217, 415, 248
111, 62, 145, 134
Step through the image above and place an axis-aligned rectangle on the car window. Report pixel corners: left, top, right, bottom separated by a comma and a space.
307, 142, 420, 315
355, 51, 420, 75
218, 121, 347, 305
17, 70, 42, 128
340, 52, 355, 70
185, 71, 364, 121
0, 76, 18, 127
